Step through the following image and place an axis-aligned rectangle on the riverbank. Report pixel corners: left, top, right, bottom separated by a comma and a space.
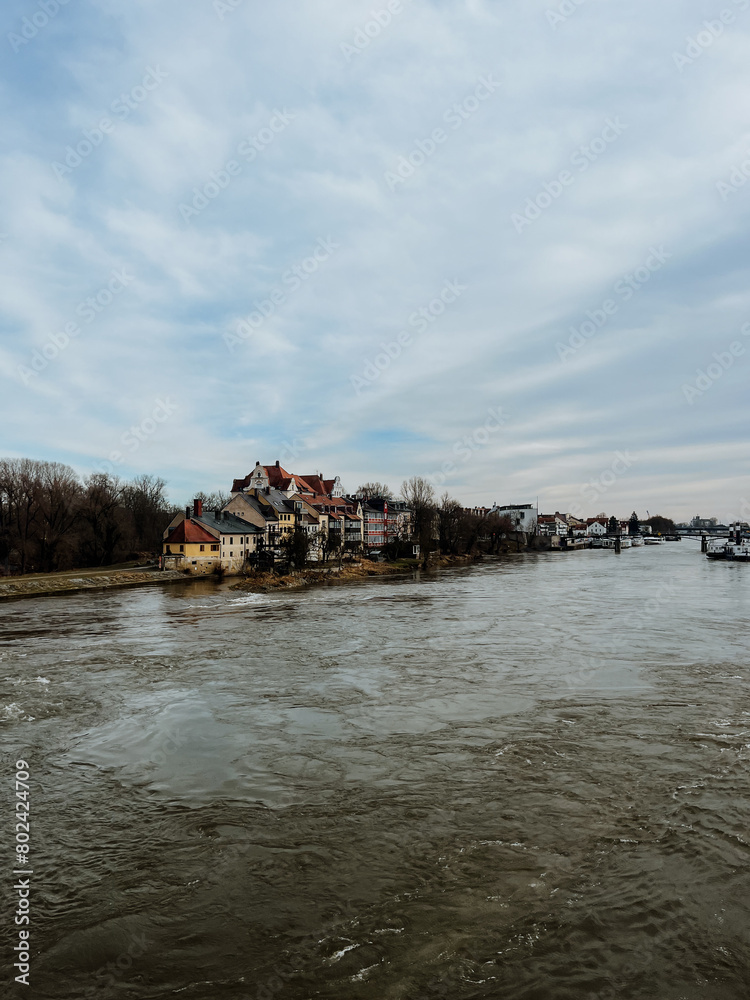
230, 554, 477, 594
0, 553, 478, 601
0, 566, 185, 600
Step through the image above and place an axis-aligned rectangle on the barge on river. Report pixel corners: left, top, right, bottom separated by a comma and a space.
705, 525, 750, 561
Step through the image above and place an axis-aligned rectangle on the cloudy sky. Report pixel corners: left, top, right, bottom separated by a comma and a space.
1, 0, 749, 521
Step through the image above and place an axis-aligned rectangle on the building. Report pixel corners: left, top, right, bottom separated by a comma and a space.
162, 500, 262, 574
490, 503, 538, 533
352, 497, 412, 550
231, 461, 345, 500
538, 513, 568, 536
227, 462, 367, 560
585, 518, 608, 536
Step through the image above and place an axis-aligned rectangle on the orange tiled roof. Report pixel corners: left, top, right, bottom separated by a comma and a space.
165, 519, 216, 544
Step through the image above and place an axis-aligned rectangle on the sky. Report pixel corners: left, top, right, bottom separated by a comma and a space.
1, 0, 749, 522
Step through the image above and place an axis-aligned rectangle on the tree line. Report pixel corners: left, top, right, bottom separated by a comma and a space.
364, 476, 517, 562
0, 459, 181, 575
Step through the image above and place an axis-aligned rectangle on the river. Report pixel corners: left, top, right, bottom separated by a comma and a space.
1, 542, 749, 999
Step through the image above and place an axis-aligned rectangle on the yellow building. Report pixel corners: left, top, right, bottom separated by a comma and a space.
162, 501, 262, 575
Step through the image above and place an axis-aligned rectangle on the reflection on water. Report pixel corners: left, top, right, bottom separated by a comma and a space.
1, 543, 749, 999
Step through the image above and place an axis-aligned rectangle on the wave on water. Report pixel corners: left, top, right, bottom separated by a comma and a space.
226, 593, 271, 607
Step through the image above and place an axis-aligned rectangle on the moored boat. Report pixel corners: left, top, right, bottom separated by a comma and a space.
705, 525, 750, 561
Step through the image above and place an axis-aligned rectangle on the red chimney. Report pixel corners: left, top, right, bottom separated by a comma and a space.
193, 498, 203, 517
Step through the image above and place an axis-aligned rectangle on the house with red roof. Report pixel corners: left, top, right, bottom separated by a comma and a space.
231, 461, 346, 500
162, 499, 262, 574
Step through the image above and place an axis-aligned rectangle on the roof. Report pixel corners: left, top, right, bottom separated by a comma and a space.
165, 520, 217, 545
197, 512, 262, 535
300, 474, 326, 493
228, 493, 272, 519
255, 488, 295, 514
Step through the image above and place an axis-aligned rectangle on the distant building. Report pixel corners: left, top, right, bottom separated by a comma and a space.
538, 512, 568, 536
352, 497, 412, 550
691, 515, 718, 529
231, 461, 344, 499
490, 503, 538, 532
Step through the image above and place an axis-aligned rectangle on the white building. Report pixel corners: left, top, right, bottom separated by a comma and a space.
491, 503, 538, 533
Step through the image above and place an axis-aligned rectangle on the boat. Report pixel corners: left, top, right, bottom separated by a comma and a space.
705, 526, 750, 561
644, 536, 664, 545
620, 536, 632, 548
630, 536, 644, 546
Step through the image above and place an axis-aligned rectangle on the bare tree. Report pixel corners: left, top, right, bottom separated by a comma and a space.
79, 473, 126, 566
437, 493, 464, 554
401, 476, 437, 562
356, 481, 393, 500
123, 475, 170, 552
36, 462, 82, 571
191, 489, 230, 512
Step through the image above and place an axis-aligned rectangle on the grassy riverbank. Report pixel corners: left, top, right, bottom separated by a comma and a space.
0, 565, 185, 600
230, 554, 476, 594
0, 553, 479, 601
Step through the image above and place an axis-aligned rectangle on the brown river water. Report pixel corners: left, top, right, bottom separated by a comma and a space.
1, 542, 749, 999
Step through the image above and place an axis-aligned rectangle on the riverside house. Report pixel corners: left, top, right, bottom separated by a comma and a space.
228, 461, 365, 562
162, 500, 263, 574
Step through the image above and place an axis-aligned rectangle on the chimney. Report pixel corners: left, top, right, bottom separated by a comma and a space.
193, 498, 203, 518
265, 486, 270, 494
275, 460, 280, 467
185, 506, 190, 520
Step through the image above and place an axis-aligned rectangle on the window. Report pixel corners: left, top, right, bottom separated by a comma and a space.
166, 545, 171, 554
200, 545, 205, 552
230, 537, 234, 544
179, 545, 184, 552
211, 544, 219, 552
230, 551, 233, 557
